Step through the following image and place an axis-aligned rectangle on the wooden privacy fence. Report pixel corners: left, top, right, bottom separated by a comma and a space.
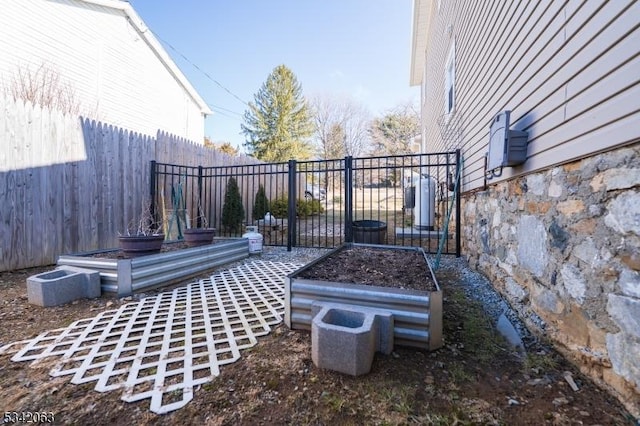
0, 96, 259, 272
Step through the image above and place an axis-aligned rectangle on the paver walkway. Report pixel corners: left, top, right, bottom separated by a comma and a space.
0, 261, 300, 414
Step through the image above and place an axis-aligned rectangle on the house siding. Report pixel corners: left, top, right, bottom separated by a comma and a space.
0, 0, 206, 143
418, 0, 640, 192
412, 0, 640, 416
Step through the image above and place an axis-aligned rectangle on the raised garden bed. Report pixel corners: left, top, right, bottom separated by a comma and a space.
57, 239, 249, 297
285, 243, 442, 350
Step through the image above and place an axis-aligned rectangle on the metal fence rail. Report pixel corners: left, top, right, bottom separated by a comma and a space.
151, 151, 461, 256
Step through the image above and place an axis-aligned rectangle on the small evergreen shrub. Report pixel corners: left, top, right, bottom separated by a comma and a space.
270, 197, 324, 218
270, 197, 289, 218
252, 184, 270, 221
221, 177, 245, 233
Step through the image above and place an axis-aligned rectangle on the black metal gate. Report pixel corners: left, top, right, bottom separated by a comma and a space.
151, 150, 461, 256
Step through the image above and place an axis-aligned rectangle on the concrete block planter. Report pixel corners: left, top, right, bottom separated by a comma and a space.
27, 266, 101, 307
285, 243, 442, 351
58, 239, 249, 297
311, 302, 394, 375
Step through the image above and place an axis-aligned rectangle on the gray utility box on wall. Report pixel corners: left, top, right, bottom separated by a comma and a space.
487, 110, 528, 171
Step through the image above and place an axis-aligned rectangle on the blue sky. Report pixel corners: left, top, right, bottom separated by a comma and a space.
129, 1, 418, 151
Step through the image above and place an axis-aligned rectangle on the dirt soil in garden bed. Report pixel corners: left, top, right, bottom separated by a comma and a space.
85, 240, 227, 259
297, 246, 437, 291
0, 256, 635, 425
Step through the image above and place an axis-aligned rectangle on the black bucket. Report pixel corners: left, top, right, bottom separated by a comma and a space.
352, 220, 387, 244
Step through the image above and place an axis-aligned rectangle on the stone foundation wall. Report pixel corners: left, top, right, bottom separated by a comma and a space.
462, 143, 640, 416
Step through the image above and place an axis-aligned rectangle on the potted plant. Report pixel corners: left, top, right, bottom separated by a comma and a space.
118, 199, 165, 257
183, 197, 215, 247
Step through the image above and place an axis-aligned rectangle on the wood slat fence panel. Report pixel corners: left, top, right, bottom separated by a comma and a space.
0, 96, 256, 271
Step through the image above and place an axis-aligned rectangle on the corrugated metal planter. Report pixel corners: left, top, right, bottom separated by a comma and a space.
285, 243, 442, 350
57, 239, 249, 297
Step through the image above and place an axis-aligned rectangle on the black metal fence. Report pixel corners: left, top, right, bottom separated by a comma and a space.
150, 150, 461, 255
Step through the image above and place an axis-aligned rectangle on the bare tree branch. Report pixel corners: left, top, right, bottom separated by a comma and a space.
310, 94, 371, 159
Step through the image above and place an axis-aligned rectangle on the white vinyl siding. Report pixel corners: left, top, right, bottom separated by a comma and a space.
0, 0, 206, 143
416, 0, 640, 192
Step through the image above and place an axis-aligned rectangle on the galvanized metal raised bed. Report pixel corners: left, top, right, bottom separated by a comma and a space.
57, 239, 249, 296
285, 243, 442, 350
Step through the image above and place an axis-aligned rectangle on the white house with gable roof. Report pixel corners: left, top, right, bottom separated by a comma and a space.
0, 0, 212, 143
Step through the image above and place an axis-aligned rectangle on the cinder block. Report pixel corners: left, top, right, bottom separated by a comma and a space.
311, 303, 394, 376
57, 265, 101, 298
27, 267, 101, 307
311, 302, 394, 354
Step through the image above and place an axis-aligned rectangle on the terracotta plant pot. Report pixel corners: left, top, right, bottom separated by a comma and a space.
183, 228, 216, 247
118, 234, 165, 257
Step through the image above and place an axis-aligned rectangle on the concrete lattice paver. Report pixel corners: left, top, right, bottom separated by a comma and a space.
0, 261, 300, 414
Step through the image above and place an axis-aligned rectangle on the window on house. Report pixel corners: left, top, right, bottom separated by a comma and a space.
423, 62, 428, 105
444, 42, 455, 115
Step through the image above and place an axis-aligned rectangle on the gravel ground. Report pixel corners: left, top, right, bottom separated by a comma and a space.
432, 255, 537, 348
248, 246, 333, 265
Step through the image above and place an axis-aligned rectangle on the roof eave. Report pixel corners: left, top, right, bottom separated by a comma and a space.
410, 0, 432, 87
80, 0, 213, 116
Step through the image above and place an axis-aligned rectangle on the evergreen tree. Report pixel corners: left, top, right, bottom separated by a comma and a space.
221, 177, 245, 233
241, 65, 314, 161
252, 184, 270, 221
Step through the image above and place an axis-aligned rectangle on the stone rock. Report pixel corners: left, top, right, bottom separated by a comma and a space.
561, 264, 587, 304
557, 199, 585, 216
505, 277, 528, 302
619, 269, 640, 298
606, 332, 640, 389
563, 371, 580, 391
552, 396, 569, 406
498, 259, 513, 275
526, 201, 552, 214
607, 294, 640, 338
556, 305, 591, 347
590, 167, 640, 192
527, 174, 546, 196
604, 191, 640, 236
588, 204, 603, 216
533, 286, 564, 315
548, 180, 563, 198
549, 221, 569, 252
573, 238, 601, 268
527, 377, 552, 386
479, 223, 490, 253
492, 209, 501, 228
620, 249, 640, 271
569, 218, 597, 234
563, 160, 582, 172
517, 215, 548, 277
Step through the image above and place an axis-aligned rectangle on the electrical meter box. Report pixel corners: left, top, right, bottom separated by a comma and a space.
487, 110, 528, 171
